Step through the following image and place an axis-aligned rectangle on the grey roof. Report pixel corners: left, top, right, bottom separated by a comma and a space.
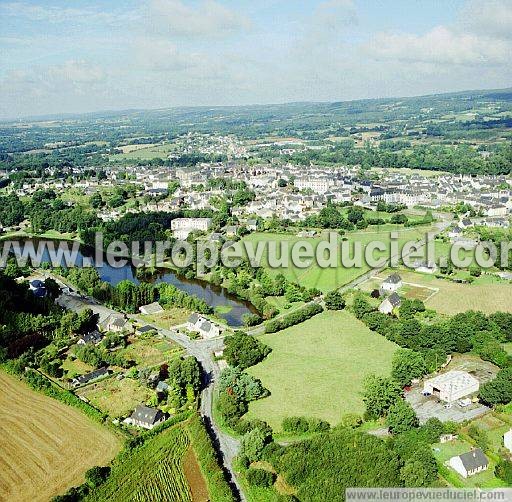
137, 325, 155, 334
74, 367, 109, 385
188, 313, 199, 324
130, 405, 164, 425
388, 292, 402, 307
156, 381, 169, 392
199, 321, 212, 332
80, 330, 103, 344
459, 449, 488, 471
140, 302, 163, 314
384, 273, 402, 284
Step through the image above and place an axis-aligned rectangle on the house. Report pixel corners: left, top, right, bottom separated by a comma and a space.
440, 434, 458, 443
171, 217, 212, 240
139, 302, 164, 315
448, 227, 463, 240
247, 219, 258, 231
423, 371, 479, 403
413, 261, 438, 274
136, 325, 156, 336
459, 218, 474, 229
156, 381, 169, 393
100, 314, 129, 333
381, 273, 402, 293
504, 429, 512, 453
449, 449, 488, 478
126, 404, 166, 430
72, 367, 110, 387
187, 313, 222, 339
378, 292, 401, 315
224, 225, 239, 238
77, 330, 103, 346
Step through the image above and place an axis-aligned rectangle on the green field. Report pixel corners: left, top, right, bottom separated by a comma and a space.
245, 310, 398, 430
241, 225, 434, 292
109, 142, 177, 161
86, 425, 194, 501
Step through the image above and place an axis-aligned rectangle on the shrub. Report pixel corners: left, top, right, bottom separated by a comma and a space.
324, 290, 346, 310
264, 303, 323, 333
246, 468, 276, 488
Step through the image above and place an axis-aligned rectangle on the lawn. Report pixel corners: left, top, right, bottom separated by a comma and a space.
76, 376, 152, 418
138, 307, 191, 329
244, 310, 398, 431
0, 371, 121, 502
241, 224, 434, 292
432, 438, 507, 488
120, 335, 183, 367
109, 142, 177, 161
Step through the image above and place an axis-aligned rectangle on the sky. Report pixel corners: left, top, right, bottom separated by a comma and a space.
1, 0, 512, 119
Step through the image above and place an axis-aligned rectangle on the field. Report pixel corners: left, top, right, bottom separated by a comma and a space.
109, 142, 176, 161
361, 269, 512, 314
86, 425, 199, 502
120, 335, 183, 367
76, 376, 152, 418
245, 310, 398, 430
0, 371, 121, 502
241, 224, 434, 292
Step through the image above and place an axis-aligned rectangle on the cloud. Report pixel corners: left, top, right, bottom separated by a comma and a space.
314, 0, 358, 30
364, 25, 511, 66
47, 60, 105, 85
148, 0, 251, 38
460, 0, 512, 40
0, 2, 138, 26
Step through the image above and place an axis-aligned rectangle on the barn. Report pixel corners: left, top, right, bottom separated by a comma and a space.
423, 371, 479, 403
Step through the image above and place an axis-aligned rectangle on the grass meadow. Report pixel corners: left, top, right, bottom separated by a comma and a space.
244, 310, 397, 431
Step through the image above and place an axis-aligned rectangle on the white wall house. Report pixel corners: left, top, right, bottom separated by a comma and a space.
504, 429, 512, 453
171, 217, 212, 240
423, 371, 479, 403
381, 273, 403, 293
449, 449, 488, 478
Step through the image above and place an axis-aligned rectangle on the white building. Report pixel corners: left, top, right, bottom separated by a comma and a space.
187, 313, 222, 339
171, 217, 212, 240
423, 371, 479, 403
381, 273, 403, 293
294, 177, 331, 194
379, 292, 401, 315
504, 429, 512, 453
449, 449, 488, 478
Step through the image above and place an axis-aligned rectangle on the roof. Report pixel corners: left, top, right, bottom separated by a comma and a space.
188, 313, 199, 324
458, 449, 488, 471
156, 381, 169, 392
139, 302, 164, 315
199, 321, 213, 332
30, 279, 45, 288
130, 405, 163, 425
74, 367, 109, 385
80, 330, 103, 344
388, 292, 402, 307
384, 273, 402, 284
425, 371, 479, 392
137, 325, 155, 334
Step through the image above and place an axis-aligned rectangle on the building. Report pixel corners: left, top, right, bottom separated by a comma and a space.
504, 429, 512, 453
449, 449, 488, 478
136, 325, 157, 336
171, 217, 212, 240
72, 367, 110, 387
139, 302, 164, 315
381, 273, 403, 293
126, 404, 166, 430
423, 371, 479, 403
379, 292, 401, 315
187, 313, 222, 339
77, 330, 103, 346
100, 314, 129, 333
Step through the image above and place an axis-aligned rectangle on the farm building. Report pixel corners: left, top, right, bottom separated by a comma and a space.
381, 273, 402, 292
449, 448, 488, 478
139, 302, 164, 315
135, 325, 156, 336
504, 429, 512, 453
127, 405, 166, 430
379, 292, 401, 315
423, 371, 479, 403
72, 367, 110, 387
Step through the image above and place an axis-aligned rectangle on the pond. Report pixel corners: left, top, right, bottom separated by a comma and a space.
8, 240, 257, 327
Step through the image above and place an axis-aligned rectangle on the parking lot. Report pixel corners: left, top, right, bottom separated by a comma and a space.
405, 386, 490, 424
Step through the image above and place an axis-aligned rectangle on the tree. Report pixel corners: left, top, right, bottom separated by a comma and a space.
363, 375, 402, 420
216, 391, 247, 425
84, 466, 110, 487
391, 349, 427, 387
246, 468, 276, 487
240, 428, 268, 462
224, 331, 271, 369
495, 459, 512, 484
324, 290, 346, 310
386, 399, 419, 434
479, 367, 512, 406
352, 294, 374, 319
